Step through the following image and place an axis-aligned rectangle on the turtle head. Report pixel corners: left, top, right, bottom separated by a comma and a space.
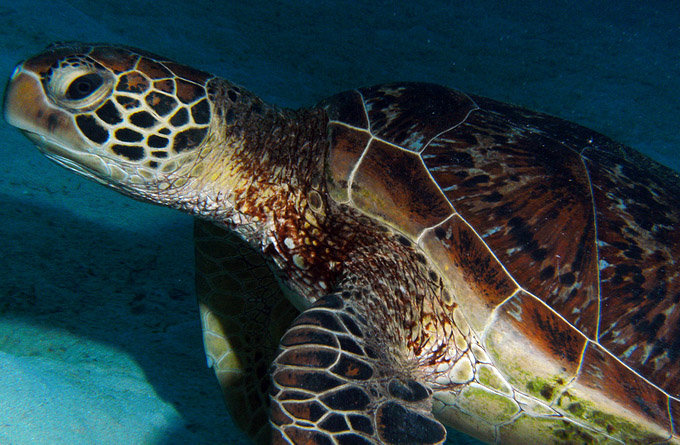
4, 42, 214, 200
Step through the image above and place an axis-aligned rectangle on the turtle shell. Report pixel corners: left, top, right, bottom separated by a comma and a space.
322, 82, 680, 440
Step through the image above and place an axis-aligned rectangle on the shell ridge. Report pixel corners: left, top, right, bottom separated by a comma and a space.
577, 152, 603, 340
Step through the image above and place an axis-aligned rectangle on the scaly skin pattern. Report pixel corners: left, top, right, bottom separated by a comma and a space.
4, 43, 679, 444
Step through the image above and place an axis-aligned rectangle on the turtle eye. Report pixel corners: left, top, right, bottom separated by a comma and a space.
65, 73, 103, 100
46, 62, 113, 111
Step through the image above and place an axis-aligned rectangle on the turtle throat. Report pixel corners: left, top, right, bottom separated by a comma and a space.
169, 81, 330, 248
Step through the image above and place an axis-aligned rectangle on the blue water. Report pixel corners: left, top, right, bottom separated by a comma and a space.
0, 1, 677, 444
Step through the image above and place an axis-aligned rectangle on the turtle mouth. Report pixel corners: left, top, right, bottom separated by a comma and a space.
22, 129, 113, 185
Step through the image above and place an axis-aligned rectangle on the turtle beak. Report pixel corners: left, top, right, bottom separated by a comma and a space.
4, 63, 41, 131
4, 62, 91, 158
4, 63, 71, 138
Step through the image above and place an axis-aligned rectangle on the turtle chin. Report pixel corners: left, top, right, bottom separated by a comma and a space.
22, 129, 120, 186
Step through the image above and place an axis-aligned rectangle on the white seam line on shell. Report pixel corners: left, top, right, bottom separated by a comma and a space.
445, 205, 679, 399
668, 396, 677, 437
480, 288, 521, 343
346, 135, 373, 205
454, 213, 523, 291
345, 89, 372, 205
415, 212, 457, 247
579, 148, 603, 340
551, 339, 591, 407
417, 92, 480, 154
332, 90, 680, 405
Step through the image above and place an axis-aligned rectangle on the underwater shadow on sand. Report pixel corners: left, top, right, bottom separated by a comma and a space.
0, 192, 255, 444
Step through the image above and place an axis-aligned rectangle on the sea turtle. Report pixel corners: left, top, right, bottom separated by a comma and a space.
4, 43, 680, 445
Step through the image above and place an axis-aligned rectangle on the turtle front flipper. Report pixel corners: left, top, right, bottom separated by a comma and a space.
270, 293, 447, 445
194, 220, 299, 443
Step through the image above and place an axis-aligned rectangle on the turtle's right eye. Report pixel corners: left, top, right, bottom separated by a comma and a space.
65, 73, 104, 100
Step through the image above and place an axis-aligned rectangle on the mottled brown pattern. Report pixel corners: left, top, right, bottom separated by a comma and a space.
325, 123, 370, 202
360, 83, 477, 152
115, 71, 149, 94
90, 46, 139, 73
584, 145, 680, 397
175, 78, 206, 104
422, 100, 600, 337
352, 139, 453, 238
153, 79, 175, 93
137, 57, 173, 79
568, 342, 672, 441
419, 214, 517, 332
327, 82, 679, 407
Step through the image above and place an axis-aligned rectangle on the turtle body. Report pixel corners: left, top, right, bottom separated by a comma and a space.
4, 43, 679, 445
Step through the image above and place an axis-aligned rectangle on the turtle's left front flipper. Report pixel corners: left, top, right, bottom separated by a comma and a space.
270, 293, 447, 444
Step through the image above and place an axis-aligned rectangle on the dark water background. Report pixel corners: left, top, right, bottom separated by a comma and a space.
0, 1, 677, 444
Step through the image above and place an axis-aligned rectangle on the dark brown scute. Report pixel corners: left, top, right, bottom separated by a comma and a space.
281, 400, 326, 422
584, 145, 680, 396
319, 414, 349, 432
163, 61, 211, 84
280, 326, 339, 349
279, 427, 333, 445
115, 71, 149, 94
423, 99, 600, 338
321, 386, 371, 410
145, 91, 178, 116
172, 127, 208, 153
95, 100, 122, 125
153, 79, 175, 93
360, 82, 476, 152
352, 138, 452, 237
512, 292, 586, 369
75, 114, 108, 144
330, 354, 374, 380
273, 368, 344, 393
348, 414, 374, 435
175, 77, 207, 104
424, 89, 679, 396
129, 110, 157, 128
277, 347, 338, 368
388, 379, 430, 402
336, 434, 374, 445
